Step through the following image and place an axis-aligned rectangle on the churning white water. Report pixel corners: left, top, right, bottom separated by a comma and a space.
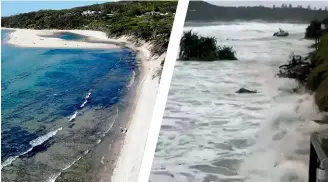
150, 22, 328, 182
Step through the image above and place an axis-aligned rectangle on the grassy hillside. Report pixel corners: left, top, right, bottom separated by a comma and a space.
1, 1, 177, 55
307, 34, 328, 111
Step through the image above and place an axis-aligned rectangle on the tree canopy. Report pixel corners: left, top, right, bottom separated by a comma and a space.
179, 30, 237, 61
1, 1, 177, 55
186, 1, 328, 23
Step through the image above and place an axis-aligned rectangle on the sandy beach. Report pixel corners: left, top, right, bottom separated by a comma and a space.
3, 28, 121, 49
3, 28, 163, 181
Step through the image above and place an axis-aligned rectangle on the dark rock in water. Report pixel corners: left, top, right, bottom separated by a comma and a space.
21, 138, 55, 159
235, 88, 257, 94
68, 123, 75, 128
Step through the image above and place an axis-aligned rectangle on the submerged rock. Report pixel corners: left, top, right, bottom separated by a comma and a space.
235, 88, 257, 94
313, 119, 328, 124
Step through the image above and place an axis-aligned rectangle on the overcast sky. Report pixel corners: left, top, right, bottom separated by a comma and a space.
206, 1, 328, 9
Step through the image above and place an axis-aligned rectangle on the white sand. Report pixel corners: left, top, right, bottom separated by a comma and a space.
111, 53, 164, 182
3, 28, 163, 181
3, 28, 120, 49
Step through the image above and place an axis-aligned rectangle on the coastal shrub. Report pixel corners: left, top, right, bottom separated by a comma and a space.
308, 33, 328, 111
152, 35, 169, 55
318, 33, 328, 51
217, 46, 237, 60
179, 30, 237, 61
306, 63, 328, 90
307, 34, 328, 89
315, 78, 328, 111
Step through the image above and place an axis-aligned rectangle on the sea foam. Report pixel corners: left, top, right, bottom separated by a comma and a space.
1, 127, 63, 169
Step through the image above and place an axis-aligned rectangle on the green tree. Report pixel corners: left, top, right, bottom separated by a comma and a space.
179, 30, 237, 61
305, 20, 323, 49
1, 1, 178, 56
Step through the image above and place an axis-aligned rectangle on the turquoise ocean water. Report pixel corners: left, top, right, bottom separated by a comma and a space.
1, 30, 138, 181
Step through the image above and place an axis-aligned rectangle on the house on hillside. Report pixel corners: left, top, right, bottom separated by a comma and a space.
81, 10, 95, 15
81, 10, 102, 16
143, 11, 168, 16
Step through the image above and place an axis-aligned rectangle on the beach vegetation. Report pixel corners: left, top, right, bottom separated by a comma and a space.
276, 18, 328, 111
278, 28, 328, 111
307, 34, 328, 111
315, 77, 328, 111
179, 30, 237, 61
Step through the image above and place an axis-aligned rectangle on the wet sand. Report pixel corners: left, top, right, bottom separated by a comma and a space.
55, 71, 142, 182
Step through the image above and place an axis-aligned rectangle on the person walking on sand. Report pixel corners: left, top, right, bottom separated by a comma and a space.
120, 127, 127, 133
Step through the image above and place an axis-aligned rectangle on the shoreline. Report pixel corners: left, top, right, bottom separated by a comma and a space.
2, 28, 163, 181
184, 20, 311, 28
277, 33, 328, 118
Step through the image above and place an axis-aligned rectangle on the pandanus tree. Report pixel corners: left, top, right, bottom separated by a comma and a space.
179, 30, 237, 61
179, 30, 200, 60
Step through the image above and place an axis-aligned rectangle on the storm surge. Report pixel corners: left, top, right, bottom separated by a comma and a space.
151, 22, 326, 182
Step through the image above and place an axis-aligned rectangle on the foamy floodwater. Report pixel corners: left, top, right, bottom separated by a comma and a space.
150, 22, 327, 182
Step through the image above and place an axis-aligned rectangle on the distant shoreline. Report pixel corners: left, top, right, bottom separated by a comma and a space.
1, 27, 164, 182
184, 20, 310, 27
186, 1, 328, 24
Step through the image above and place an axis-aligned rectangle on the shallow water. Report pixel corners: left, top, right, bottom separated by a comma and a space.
1, 30, 138, 181
150, 22, 325, 182
40, 32, 84, 40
